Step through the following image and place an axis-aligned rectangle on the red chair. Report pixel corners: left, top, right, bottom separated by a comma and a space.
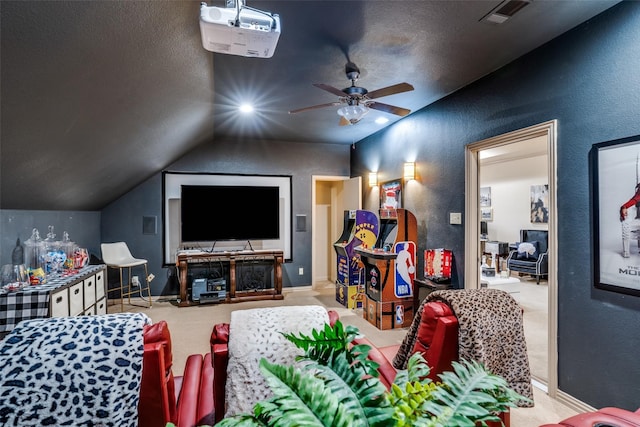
353, 301, 509, 427
352, 300, 458, 387
540, 407, 640, 427
139, 320, 215, 427
209, 304, 508, 426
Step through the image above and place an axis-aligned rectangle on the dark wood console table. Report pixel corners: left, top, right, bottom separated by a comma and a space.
176, 249, 284, 307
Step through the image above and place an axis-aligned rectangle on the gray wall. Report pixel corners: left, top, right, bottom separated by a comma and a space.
101, 138, 350, 294
351, 1, 640, 410
0, 210, 101, 266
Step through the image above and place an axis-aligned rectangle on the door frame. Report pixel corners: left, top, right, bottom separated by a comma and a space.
311, 175, 362, 289
464, 120, 558, 397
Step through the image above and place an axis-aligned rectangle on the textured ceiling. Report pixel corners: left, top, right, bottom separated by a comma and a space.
0, 0, 621, 210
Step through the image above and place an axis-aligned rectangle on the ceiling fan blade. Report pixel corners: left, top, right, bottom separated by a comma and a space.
368, 101, 411, 117
366, 82, 414, 100
338, 116, 350, 126
289, 101, 341, 114
313, 83, 348, 97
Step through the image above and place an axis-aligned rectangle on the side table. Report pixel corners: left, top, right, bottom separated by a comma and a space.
413, 277, 451, 312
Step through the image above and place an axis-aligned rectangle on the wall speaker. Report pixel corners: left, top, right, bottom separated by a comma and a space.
296, 214, 306, 232
143, 216, 157, 235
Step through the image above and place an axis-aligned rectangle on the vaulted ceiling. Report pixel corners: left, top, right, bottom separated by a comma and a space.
0, 0, 620, 211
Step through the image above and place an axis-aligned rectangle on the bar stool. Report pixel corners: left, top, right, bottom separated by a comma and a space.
101, 242, 153, 311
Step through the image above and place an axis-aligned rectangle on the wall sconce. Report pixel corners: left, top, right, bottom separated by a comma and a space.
403, 162, 415, 181
368, 172, 378, 187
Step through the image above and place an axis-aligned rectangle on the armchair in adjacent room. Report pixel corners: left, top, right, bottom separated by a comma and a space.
506, 229, 549, 284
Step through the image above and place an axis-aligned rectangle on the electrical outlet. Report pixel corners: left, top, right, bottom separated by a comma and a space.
298, 267, 304, 275
449, 212, 462, 225
132, 276, 140, 287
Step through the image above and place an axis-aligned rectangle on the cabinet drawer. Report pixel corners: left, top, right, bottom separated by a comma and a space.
84, 276, 96, 308
95, 298, 107, 315
83, 305, 96, 316
96, 270, 105, 300
50, 288, 69, 317
69, 282, 84, 316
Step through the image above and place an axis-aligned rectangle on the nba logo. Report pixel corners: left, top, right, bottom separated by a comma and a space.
395, 305, 404, 325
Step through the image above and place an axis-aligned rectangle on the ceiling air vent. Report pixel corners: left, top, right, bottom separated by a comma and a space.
480, 0, 531, 24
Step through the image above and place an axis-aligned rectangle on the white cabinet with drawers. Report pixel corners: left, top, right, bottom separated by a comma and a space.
49, 265, 107, 318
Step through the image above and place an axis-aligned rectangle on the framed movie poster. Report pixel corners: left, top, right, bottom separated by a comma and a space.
593, 135, 640, 296
380, 179, 402, 211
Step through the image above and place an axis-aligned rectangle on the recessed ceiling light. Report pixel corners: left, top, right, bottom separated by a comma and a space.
239, 103, 254, 113
375, 116, 389, 125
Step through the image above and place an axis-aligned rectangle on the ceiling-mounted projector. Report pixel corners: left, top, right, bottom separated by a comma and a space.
199, 1, 281, 58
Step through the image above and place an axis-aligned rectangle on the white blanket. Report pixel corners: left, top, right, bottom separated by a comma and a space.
225, 305, 330, 417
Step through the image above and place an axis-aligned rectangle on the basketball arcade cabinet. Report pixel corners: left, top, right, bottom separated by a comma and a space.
355, 208, 417, 330
333, 210, 379, 309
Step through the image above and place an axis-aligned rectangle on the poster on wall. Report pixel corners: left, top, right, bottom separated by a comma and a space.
593, 135, 640, 296
480, 187, 492, 207
530, 184, 549, 223
380, 180, 402, 211
481, 207, 493, 221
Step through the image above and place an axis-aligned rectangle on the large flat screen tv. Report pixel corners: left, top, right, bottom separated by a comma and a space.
181, 185, 280, 242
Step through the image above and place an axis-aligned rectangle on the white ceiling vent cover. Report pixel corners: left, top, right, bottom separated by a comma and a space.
480, 0, 531, 24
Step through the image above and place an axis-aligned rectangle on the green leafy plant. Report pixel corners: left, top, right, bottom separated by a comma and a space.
209, 320, 526, 427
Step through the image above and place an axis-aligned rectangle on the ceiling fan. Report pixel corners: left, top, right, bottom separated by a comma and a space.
288, 62, 415, 126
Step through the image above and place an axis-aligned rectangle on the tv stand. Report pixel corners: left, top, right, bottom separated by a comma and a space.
176, 249, 283, 307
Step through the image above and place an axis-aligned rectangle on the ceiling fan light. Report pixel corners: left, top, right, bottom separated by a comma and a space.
337, 105, 369, 124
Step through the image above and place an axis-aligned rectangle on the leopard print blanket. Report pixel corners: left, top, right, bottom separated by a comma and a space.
0, 313, 150, 426
393, 288, 534, 407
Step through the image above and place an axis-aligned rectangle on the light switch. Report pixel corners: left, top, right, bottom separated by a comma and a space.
449, 212, 462, 225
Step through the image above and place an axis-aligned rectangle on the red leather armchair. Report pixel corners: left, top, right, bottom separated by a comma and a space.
540, 407, 640, 427
209, 310, 339, 424
352, 300, 458, 388
209, 304, 508, 426
354, 300, 509, 427
139, 320, 215, 427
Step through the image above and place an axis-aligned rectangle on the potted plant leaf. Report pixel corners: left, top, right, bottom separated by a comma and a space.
175, 320, 526, 427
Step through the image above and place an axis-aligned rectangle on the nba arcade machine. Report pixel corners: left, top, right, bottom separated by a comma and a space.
355, 208, 417, 329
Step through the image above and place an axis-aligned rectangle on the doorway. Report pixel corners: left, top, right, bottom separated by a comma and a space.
311, 176, 362, 289
464, 120, 558, 397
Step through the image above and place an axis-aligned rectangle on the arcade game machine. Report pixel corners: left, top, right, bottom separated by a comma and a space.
355, 208, 417, 329
333, 210, 379, 309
